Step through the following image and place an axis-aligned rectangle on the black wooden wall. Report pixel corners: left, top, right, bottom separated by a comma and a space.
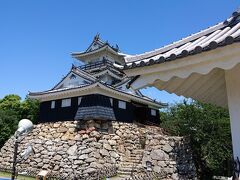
39, 97, 79, 122
38, 94, 160, 125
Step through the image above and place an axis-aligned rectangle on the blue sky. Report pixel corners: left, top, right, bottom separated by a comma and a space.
0, 0, 238, 104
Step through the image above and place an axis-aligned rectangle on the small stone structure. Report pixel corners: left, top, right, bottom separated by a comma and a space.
0, 120, 196, 179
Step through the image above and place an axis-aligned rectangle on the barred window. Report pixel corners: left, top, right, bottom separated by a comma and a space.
78, 97, 82, 105
118, 100, 126, 109
110, 98, 113, 106
51, 101, 55, 109
61, 98, 71, 107
151, 109, 157, 116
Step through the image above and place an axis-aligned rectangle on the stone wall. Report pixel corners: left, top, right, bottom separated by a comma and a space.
0, 120, 196, 179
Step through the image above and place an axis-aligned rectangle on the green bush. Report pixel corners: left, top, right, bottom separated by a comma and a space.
161, 100, 232, 179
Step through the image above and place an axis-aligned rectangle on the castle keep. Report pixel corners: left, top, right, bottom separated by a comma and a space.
29, 35, 166, 125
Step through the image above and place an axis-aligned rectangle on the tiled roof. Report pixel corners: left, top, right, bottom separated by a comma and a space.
72, 44, 121, 57
71, 34, 121, 57
73, 66, 97, 81
85, 34, 106, 52
124, 9, 240, 69
92, 69, 124, 80
74, 106, 116, 121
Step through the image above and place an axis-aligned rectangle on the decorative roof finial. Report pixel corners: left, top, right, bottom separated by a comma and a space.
71, 64, 76, 69
224, 7, 240, 25
232, 7, 240, 17
116, 44, 119, 52
94, 33, 100, 41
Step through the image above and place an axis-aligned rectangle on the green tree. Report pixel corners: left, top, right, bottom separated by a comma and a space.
161, 100, 232, 179
0, 94, 40, 147
0, 94, 22, 118
20, 98, 40, 124
0, 109, 18, 147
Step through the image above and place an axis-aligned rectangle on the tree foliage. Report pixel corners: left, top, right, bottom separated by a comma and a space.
0, 94, 21, 115
20, 97, 40, 124
0, 94, 40, 148
0, 109, 18, 147
161, 100, 232, 179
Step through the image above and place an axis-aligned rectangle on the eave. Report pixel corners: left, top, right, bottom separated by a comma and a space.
125, 43, 240, 108
71, 45, 125, 60
29, 82, 165, 108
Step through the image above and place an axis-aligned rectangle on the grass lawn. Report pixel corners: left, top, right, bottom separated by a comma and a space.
0, 171, 35, 180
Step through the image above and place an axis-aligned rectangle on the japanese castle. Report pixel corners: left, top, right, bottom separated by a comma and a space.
29, 35, 166, 124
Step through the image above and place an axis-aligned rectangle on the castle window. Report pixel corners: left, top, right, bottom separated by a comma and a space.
78, 97, 82, 105
61, 98, 71, 107
110, 98, 113, 106
151, 109, 157, 116
118, 100, 126, 109
51, 101, 55, 109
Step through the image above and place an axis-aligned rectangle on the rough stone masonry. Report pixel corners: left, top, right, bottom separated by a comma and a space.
0, 120, 196, 179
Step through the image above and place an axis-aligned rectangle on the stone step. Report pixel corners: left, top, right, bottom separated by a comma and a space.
118, 166, 140, 172
119, 164, 141, 169
124, 160, 141, 164
125, 158, 142, 161
119, 162, 136, 166
119, 162, 140, 166
119, 162, 142, 168
124, 157, 142, 161
117, 170, 137, 176
122, 159, 141, 163
117, 168, 136, 174
119, 165, 143, 170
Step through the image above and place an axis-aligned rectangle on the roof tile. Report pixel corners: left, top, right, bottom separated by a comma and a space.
124, 10, 240, 70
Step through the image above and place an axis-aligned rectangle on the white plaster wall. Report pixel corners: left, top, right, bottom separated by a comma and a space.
225, 64, 240, 159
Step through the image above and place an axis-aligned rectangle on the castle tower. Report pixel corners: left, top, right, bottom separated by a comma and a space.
29, 35, 166, 124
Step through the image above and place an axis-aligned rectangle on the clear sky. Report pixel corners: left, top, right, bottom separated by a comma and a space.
0, 0, 238, 104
